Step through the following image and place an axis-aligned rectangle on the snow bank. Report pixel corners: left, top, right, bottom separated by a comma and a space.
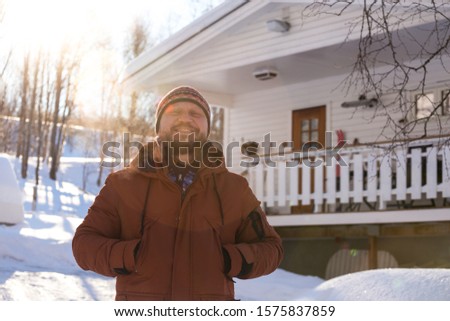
235, 269, 323, 300
311, 268, 450, 300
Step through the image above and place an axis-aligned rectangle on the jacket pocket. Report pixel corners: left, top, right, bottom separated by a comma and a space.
204, 217, 225, 274
134, 215, 162, 274
134, 235, 147, 273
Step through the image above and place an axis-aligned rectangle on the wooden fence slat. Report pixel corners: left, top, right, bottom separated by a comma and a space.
380, 155, 392, 202
442, 145, 450, 198
255, 164, 264, 202
277, 162, 286, 206
248, 167, 256, 194
289, 166, 299, 206
314, 162, 324, 205
302, 164, 311, 205
367, 154, 378, 202
326, 157, 336, 205
426, 147, 437, 199
395, 150, 407, 201
340, 156, 350, 203
411, 148, 422, 200
266, 166, 275, 207
353, 154, 363, 203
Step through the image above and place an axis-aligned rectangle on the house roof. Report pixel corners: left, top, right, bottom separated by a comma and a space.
121, 0, 449, 97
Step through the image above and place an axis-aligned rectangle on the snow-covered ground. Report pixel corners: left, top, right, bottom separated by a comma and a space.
1, 154, 450, 301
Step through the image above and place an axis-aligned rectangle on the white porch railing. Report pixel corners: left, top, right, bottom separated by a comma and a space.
247, 137, 450, 213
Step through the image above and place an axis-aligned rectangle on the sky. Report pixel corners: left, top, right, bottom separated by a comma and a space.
2, 0, 214, 51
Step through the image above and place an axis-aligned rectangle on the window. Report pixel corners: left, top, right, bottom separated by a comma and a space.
442, 89, 450, 115
413, 87, 450, 119
415, 92, 434, 119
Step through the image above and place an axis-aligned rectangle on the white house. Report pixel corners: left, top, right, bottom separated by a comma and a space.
121, 0, 450, 278
0, 154, 24, 225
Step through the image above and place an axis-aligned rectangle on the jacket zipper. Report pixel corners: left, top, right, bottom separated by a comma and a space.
166, 177, 184, 299
177, 182, 194, 224
169, 169, 202, 299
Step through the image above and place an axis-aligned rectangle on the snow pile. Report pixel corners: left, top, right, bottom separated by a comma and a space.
311, 269, 450, 301
235, 269, 323, 301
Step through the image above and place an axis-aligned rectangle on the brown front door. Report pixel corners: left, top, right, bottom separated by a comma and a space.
292, 106, 326, 213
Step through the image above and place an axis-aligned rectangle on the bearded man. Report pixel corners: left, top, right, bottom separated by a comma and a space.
72, 86, 283, 301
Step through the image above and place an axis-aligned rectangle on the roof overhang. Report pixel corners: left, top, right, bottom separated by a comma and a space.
121, 0, 450, 96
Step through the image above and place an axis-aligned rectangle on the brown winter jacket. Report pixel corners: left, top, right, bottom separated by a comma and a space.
72, 141, 283, 300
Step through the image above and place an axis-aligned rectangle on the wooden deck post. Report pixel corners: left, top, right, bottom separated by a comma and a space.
368, 225, 380, 269
368, 235, 378, 269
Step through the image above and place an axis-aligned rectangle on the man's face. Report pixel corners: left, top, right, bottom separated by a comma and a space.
158, 101, 209, 145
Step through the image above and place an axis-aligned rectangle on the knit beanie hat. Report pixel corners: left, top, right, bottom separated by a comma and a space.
155, 86, 211, 135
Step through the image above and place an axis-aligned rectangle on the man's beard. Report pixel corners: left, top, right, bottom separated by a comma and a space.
158, 130, 207, 168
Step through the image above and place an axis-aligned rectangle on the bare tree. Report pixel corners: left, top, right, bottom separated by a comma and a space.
0, 96, 16, 153
122, 18, 156, 143
41, 60, 54, 162
48, 49, 64, 180
0, 1, 17, 154
48, 44, 80, 180
32, 53, 50, 210
124, 18, 149, 64
303, 0, 450, 144
89, 35, 124, 186
16, 53, 30, 160
21, 51, 42, 179
0, 50, 11, 79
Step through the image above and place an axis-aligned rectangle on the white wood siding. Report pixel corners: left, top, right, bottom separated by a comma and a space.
158, 5, 362, 82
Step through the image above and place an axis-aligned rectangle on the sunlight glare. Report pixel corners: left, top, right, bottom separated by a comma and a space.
2, 0, 222, 116
3, 0, 207, 54
3, 0, 92, 55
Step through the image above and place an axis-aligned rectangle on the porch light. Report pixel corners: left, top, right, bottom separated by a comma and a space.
266, 19, 291, 33
253, 67, 278, 81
